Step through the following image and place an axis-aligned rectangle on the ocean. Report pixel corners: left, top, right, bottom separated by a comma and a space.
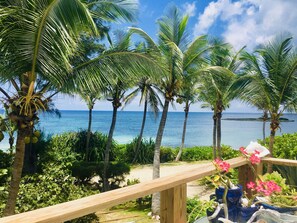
1, 110, 297, 150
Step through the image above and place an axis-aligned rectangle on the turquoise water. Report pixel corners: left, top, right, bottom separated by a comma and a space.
1, 110, 297, 149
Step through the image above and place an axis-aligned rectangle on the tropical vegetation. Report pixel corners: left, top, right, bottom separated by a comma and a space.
238, 36, 297, 171
0, 0, 296, 221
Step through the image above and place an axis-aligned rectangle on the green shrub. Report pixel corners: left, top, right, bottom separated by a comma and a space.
187, 197, 215, 223
221, 145, 240, 160
267, 133, 297, 159
180, 146, 213, 161
72, 161, 130, 190
160, 146, 176, 162
0, 150, 12, 184
125, 137, 155, 164
49, 131, 117, 162
0, 162, 98, 221
180, 145, 239, 161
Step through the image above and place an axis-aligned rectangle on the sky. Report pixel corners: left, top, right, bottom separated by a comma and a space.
53, 0, 297, 113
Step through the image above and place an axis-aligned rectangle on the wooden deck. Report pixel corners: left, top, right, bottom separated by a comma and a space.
0, 157, 296, 223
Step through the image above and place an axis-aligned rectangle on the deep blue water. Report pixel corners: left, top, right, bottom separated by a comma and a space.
1, 110, 297, 149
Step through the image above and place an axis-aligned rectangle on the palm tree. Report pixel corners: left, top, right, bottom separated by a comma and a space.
122, 77, 163, 163
239, 84, 269, 143
81, 92, 101, 161
198, 40, 244, 159
99, 30, 139, 191
239, 36, 297, 171
0, 0, 138, 215
72, 35, 105, 161
130, 6, 209, 215
102, 79, 127, 191
175, 72, 200, 161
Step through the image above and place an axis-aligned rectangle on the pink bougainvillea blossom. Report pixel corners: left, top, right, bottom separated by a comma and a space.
240, 147, 248, 155
248, 180, 281, 196
250, 153, 261, 164
247, 181, 255, 189
214, 159, 230, 172
254, 150, 260, 155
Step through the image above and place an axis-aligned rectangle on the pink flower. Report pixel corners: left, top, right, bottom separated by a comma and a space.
240, 147, 248, 155
252, 180, 282, 196
247, 181, 255, 189
250, 153, 261, 164
214, 159, 230, 172
254, 150, 260, 155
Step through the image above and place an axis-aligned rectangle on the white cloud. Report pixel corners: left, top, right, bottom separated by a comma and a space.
194, 0, 226, 34
182, 2, 197, 17
194, 0, 297, 50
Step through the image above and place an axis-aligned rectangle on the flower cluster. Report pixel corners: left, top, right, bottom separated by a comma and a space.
247, 180, 282, 196
240, 141, 270, 165
214, 158, 230, 172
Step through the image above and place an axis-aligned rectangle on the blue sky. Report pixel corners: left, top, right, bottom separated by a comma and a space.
54, 0, 297, 112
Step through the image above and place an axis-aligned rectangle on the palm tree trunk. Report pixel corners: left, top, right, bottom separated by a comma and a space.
8, 132, 15, 156
4, 129, 27, 216
151, 98, 170, 215
213, 112, 217, 159
86, 106, 93, 161
103, 106, 118, 192
217, 111, 222, 159
133, 99, 148, 163
175, 101, 189, 161
262, 111, 268, 144
267, 116, 279, 173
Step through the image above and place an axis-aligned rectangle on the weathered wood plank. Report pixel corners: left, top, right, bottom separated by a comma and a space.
160, 184, 187, 223
262, 157, 297, 166
0, 157, 247, 223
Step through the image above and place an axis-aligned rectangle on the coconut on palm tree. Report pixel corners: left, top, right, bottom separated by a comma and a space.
239, 36, 297, 172
0, 0, 139, 215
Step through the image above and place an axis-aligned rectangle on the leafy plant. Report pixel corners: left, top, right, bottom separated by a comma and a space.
125, 137, 155, 164
275, 165, 297, 187
180, 145, 239, 161
160, 147, 176, 162
187, 197, 215, 223
48, 131, 117, 162
71, 161, 130, 190
181, 146, 213, 161
266, 133, 297, 159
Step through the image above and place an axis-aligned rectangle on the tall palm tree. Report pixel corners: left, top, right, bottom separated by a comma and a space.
122, 77, 163, 163
239, 84, 269, 143
102, 79, 127, 191
80, 92, 101, 161
72, 35, 105, 161
239, 36, 297, 171
99, 30, 138, 191
130, 6, 209, 215
198, 40, 244, 159
175, 72, 200, 161
0, 0, 139, 215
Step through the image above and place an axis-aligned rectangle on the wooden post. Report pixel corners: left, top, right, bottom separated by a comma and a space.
238, 163, 263, 198
160, 184, 187, 223
238, 164, 254, 198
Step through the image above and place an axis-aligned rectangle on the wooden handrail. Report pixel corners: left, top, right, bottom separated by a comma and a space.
2, 157, 296, 223
262, 157, 297, 166
0, 157, 247, 223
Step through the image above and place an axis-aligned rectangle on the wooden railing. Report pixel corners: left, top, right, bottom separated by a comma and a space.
1, 156, 297, 223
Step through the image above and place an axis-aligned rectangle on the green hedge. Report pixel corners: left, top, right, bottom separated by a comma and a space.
180, 145, 239, 161
271, 133, 297, 159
